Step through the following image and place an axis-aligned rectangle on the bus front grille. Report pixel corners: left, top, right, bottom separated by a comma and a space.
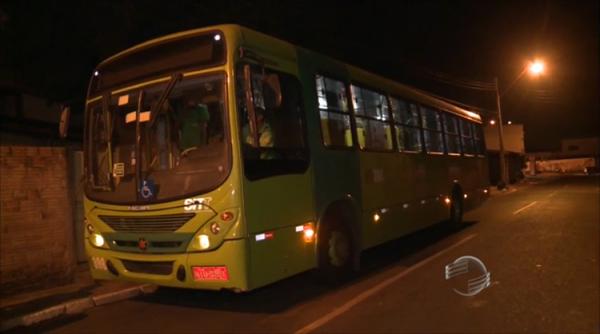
113, 240, 183, 248
121, 260, 174, 275
99, 213, 195, 232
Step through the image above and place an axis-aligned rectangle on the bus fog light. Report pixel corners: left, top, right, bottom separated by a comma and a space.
91, 233, 105, 247
198, 234, 210, 250
91, 256, 107, 271
210, 222, 221, 235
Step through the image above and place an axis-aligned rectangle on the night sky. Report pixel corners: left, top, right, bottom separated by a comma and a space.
1, 0, 598, 151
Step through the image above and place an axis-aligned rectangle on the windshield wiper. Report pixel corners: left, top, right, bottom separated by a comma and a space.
135, 90, 145, 201
90, 92, 114, 191
135, 73, 181, 200
149, 73, 182, 127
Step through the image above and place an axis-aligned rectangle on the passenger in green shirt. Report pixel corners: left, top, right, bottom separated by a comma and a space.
179, 102, 210, 151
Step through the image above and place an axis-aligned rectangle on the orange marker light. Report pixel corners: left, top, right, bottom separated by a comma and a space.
220, 211, 234, 221
444, 197, 451, 205
303, 224, 315, 243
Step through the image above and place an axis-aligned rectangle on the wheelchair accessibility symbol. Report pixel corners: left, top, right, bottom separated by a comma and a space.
139, 179, 156, 200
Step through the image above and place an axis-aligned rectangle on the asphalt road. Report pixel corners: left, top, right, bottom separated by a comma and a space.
26, 175, 600, 333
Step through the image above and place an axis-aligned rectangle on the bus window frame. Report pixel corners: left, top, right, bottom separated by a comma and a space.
458, 117, 477, 157
314, 72, 357, 151
237, 62, 311, 181
348, 81, 395, 153
440, 111, 463, 157
418, 104, 446, 155
389, 95, 427, 155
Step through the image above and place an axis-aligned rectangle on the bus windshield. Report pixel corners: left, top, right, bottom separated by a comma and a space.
85, 73, 229, 204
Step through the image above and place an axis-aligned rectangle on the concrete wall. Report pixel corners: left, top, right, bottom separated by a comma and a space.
0, 146, 77, 296
532, 157, 596, 173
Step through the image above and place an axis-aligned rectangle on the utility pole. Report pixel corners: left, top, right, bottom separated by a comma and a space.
494, 77, 508, 189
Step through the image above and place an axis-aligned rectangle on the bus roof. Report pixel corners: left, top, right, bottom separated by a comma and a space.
97, 24, 481, 123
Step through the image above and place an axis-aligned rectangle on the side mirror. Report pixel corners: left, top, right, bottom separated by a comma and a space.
262, 74, 282, 110
59, 105, 71, 139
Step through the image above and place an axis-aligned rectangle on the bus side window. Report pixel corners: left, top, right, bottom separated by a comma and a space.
350, 84, 392, 151
315, 74, 353, 148
420, 106, 444, 154
237, 64, 309, 180
473, 123, 485, 155
460, 118, 476, 155
443, 113, 462, 155
390, 97, 422, 152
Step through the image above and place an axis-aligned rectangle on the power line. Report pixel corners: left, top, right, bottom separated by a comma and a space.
406, 63, 497, 91
411, 86, 497, 115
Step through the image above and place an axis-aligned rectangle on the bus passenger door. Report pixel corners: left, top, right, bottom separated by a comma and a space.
237, 63, 316, 289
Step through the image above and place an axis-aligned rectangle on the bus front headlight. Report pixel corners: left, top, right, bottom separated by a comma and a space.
198, 234, 210, 250
91, 233, 105, 247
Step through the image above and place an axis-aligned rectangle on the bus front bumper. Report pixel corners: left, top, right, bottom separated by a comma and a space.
86, 238, 250, 292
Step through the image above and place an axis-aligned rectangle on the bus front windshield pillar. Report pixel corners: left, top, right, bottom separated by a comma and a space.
243, 64, 260, 147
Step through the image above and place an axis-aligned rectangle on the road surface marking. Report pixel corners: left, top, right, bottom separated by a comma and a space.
294, 233, 477, 334
513, 201, 538, 215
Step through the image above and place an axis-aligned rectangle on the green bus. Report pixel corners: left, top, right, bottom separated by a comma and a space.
83, 24, 489, 292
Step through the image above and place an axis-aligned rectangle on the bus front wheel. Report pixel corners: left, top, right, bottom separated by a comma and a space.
449, 190, 464, 228
317, 216, 355, 283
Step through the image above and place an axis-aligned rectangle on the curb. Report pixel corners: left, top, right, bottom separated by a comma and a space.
0, 284, 156, 332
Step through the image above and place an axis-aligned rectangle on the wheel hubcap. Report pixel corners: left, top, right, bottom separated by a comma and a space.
452, 198, 462, 221
328, 231, 350, 267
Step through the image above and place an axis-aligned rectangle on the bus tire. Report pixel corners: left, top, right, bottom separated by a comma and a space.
449, 188, 464, 228
317, 213, 355, 283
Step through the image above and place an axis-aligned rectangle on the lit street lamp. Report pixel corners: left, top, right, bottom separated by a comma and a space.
494, 60, 545, 189
528, 60, 545, 76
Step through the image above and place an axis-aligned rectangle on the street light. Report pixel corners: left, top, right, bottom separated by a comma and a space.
494, 59, 545, 189
528, 60, 545, 76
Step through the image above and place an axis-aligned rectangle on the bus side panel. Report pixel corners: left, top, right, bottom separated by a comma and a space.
359, 152, 449, 249
233, 43, 318, 290
244, 175, 316, 289
296, 49, 363, 244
